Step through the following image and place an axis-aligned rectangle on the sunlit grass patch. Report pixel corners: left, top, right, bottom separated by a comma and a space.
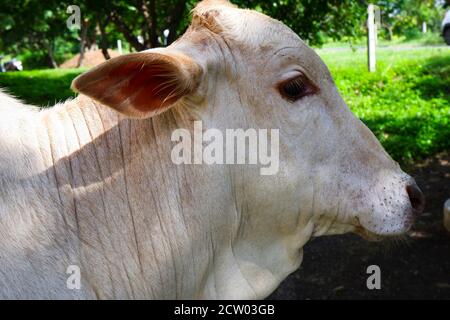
318, 47, 450, 165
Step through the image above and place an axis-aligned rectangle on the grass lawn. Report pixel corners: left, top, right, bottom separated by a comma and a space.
0, 69, 85, 107
318, 47, 450, 164
319, 33, 446, 49
0, 47, 449, 165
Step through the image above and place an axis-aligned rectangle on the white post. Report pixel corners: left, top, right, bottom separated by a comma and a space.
422, 22, 427, 33
163, 29, 170, 46
367, 4, 377, 72
117, 40, 122, 55
444, 199, 450, 233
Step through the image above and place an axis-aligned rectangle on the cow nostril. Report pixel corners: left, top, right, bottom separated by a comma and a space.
406, 184, 425, 215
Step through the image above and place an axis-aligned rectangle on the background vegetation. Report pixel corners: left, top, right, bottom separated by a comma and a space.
0, 0, 448, 69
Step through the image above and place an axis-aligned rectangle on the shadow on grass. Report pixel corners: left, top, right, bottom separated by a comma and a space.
413, 54, 450, 102
362, 114, 450, 166
0, 70, 83, 107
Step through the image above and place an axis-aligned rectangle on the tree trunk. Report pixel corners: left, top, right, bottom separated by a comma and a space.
139, 0, 152, 48
77, 20, 90, 68
166, 0, 187, 44
149, 0, 159, 47
111, 13, 146, 51
387, 26, 393, 41
98, 18, 111, 60
46, 43, 58, 69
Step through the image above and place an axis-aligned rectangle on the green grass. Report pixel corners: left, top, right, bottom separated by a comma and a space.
319, 33, 446, 49
318, 47, 450, 164
0, 69, 84, 106
0, 47, 449, 165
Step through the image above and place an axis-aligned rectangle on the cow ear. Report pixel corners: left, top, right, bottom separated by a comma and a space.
71, 50, 202, 118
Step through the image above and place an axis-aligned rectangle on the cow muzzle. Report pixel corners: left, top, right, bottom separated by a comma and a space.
354, 174, 425, 241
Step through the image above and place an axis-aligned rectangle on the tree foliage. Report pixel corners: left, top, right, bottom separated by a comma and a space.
0, 0, 446, 69
0, 0, 75, 67
376, 0, 447, 38
236, 0, 366, 44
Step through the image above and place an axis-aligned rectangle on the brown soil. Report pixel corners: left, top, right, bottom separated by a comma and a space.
269, 151, 450, 299
60, 50, 120, 69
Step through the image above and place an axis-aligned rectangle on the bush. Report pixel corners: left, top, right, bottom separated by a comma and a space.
17, 51, 49, 70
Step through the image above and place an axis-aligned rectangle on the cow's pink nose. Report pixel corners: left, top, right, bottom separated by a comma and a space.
406, 184, 425, 215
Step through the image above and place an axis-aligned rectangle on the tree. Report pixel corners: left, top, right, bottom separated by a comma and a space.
0, 0, 374, 68
87, 0, 195, 51
0, 0, 71, 68
235, 0, 367, 45
376, 0, 446, 38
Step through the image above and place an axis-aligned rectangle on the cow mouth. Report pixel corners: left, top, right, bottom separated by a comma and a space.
353, 218, 415, 242
353, 226, 385, 242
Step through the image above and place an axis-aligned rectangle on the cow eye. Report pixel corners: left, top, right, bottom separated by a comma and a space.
278, 75, 317, 102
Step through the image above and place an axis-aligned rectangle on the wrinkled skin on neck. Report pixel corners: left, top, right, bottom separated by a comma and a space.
0, 94, 304, 299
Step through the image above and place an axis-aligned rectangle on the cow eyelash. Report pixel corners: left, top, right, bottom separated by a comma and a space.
278, 75, 317, 102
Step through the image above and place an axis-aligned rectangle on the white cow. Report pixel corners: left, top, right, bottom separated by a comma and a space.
0, 0, 424, 299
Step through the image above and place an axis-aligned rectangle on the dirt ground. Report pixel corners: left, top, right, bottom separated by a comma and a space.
269, 152, 450, 300
60, 50, 120, 69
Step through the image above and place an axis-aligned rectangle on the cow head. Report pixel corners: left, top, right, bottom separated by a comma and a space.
72, 0, 424, 297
